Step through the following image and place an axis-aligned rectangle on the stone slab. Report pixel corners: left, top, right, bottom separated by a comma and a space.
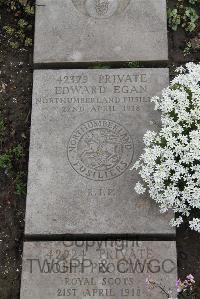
20, 241, 177, 299
34, 0, 168, 63
25, 68, 174, 235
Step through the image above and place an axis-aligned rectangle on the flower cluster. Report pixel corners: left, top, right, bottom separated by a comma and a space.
146, 274, 196, 298
132, 63, 200, 232
176, 274, 195, 294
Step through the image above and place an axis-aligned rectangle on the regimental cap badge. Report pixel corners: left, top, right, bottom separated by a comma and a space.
71, 0, 131, 19
95, 0, 109, 16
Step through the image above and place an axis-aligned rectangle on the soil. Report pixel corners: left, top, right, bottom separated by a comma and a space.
0, 2, 33, 298
0, 1, 200, 299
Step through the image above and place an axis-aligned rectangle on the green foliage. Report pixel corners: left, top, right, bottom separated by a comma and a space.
90, 64, 111, 69
0, 144, 25, 195
168, 0, 199, 32
3, 25, 15, 35
127, 61, 140, 68
24, 37, 32, 46
183, 7, 199, 32
0, 114, 26, 196
0, 145, 24, 173
189, 0, 199, 4
18, 18, 28, 28
9, 41, 20, 49
168, 8, 181, 31
1, 0, 34, 49
15, 173, 26, 196
24, 4, 34, 15
183, 41, 192, 55
0, 152, 13, 171
12, 144, 24, 160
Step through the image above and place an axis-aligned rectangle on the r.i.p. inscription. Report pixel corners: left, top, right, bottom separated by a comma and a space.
25, 69, 173, 235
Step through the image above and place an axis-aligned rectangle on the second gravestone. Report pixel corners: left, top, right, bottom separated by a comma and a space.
25, 68, 174, 236
20, 241, 177, 299
34, 0, 168, 63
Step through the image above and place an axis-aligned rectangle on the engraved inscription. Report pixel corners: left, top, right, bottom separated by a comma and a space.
68, 119, 133, 180
71, 0, 131, 19
34, 72, 150, 114
22, 241, 177, 298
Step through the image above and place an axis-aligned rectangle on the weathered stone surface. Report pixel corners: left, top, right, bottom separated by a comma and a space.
20, 241, 177, 299
25, 68, 174, 235
34, 0, 168, 63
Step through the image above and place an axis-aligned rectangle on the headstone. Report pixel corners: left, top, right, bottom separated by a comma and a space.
20, 241, 177, 299
34, 0, 168, 63
25, 68, 174, 236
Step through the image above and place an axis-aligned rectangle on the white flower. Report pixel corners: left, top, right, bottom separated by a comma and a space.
132, 63, 200, 232
135, 182, 146, 194
170, 217, 183, 227
175, 65, 185, 74
189, 218, 200, 232
131, 159, 141, 170
143, 130, 157, 146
